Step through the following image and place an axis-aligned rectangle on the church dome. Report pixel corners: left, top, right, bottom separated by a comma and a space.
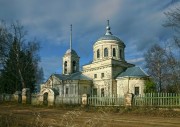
65, 49, 78, 56
94, 21, 125, 46
97, 34, 123, 42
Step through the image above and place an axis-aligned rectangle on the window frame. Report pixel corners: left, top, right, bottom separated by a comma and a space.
101, 73, 104, 78
134, 87, 140, 95
104, 48, 108, 57
66, 88, 69, 95
101, 88, 104, 97
94, 74, 97, 78
72, 61, 76, 72
97, 49, 100, 58
113, 48, 116, 57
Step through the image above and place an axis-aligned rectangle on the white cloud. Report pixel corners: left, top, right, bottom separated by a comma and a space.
40, 56, 62, 79
127, 57, 144, 64
1, 0, 179, 78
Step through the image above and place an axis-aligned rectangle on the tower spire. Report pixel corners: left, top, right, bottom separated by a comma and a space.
107, 19, 109, 26
105, 19, 112, 35
70, 24, 72, 51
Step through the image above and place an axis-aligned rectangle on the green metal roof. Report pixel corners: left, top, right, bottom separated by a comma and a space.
117, 66, 148, 78
53, 72, 92, 81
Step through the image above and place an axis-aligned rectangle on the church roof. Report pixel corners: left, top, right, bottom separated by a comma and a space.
65, 49, 78, 56
97, 34, 123, 42
117, 66, 149, 78
53, 72, 92, 81
66, 49, 77, 55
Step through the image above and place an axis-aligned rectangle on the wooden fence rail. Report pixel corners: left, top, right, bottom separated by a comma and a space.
1, 93, 180, 107
55, 95, 82, 105
88, 95, 124, 106
134, 93, 180, 107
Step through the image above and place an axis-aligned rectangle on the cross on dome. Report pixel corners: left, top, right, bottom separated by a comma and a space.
105, 20, 112, 35
70, 24, 72, 51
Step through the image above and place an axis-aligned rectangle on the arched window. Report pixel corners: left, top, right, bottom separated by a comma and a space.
73, 61, 76, 72
97, 49, 100, 58
104, 48, 108, 57
113, 48, 116, 57
120, 49, 122, 59
64, 61, 67, 74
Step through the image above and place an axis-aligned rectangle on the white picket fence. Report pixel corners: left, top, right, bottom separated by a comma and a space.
55, 95, 82, 105
134, 93, 180, 107
88, 95, 125, 106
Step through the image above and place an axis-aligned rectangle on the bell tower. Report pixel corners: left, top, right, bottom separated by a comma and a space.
62, 25, 80, 75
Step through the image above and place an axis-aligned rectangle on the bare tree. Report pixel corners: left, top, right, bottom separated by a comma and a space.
164, 7, 180, 48
144, 44, 167, 92
163, 4, 180, 92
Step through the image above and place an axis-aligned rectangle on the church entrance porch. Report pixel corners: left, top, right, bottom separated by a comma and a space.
43, 92, 48, 105
40, 88, 56, 106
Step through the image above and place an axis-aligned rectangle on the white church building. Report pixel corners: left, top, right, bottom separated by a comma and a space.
40, 21, 149, 99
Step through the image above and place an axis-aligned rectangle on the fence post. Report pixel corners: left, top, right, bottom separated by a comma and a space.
22, 88, 30, 104
82, 94, 88, 107
124, 93, 133, 107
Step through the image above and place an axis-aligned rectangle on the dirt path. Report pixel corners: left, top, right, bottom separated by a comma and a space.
0, 103, 180, 127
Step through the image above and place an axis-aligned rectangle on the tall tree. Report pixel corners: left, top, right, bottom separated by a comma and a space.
0, 21, 43, 93
144, 44, 167, 92
163, 4, 180, 92
164, 7, 180, 48
0, 39, 21, 93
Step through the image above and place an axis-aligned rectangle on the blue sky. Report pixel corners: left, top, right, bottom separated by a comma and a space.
0, 0, 179, 79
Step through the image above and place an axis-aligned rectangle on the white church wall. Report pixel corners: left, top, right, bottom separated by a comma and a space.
83, 65, 114, 96
117, 77, 145, 96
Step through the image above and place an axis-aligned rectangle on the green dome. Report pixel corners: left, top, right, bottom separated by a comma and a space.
94, 20, 125, 46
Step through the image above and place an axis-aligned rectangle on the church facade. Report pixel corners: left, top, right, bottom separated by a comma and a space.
40, 21, 149, 98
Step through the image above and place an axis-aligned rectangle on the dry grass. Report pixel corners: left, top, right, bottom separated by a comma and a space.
0, 102, 180, 127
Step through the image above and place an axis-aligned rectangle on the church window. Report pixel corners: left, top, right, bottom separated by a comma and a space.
101, 73, 104, 78
64, 61, 67, 74
113, 48, 116, 57
66, 88, 69, 95
104, 48, 108, 57
93, 88, 97, 96
94, 74, 97, 78
73, 61, 76, 73
97, 49, 100, 58
101, 88, 104, 97
120, 49, 122, 59
135, 87, 139, 95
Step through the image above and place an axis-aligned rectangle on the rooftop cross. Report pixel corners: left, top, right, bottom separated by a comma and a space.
105, 20, 112, 35
70, 24, 72, 51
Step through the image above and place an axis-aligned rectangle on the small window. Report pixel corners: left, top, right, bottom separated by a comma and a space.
72, 61, 76, 72
101, 73, 104, 78
101, 88, 104, 97
104, 48, 108, 57
94, 74, 97, 78
113, 48, 116, 57
135, 87, 139, 95
97, 49, 100, 58
66, 88, 69, 94
64, 69, 67, 74
64, 61, 67, 74
93, 88, 97, 96
64, 61, 67, 67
